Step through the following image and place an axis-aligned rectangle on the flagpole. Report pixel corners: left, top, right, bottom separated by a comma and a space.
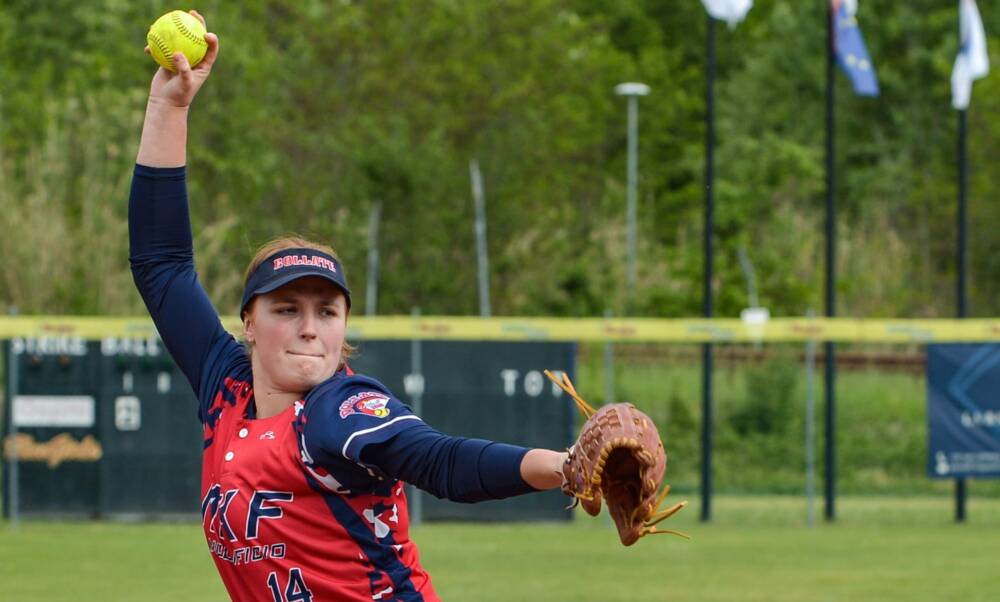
956, 106, 969, 523
701, 11, 716, 524
824, 0, 838, 523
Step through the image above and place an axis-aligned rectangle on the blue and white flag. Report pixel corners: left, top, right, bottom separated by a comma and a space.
831, 0, 880, 97
700, 0, 753, 28
952, 0, 990, 110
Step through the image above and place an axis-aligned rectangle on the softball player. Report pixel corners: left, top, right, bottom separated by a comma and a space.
130, 12, 568, 601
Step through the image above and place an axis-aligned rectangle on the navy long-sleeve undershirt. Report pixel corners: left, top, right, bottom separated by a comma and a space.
361, 424, 537, 502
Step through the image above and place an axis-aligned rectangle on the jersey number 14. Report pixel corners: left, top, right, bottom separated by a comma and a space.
267, 568, 313, 602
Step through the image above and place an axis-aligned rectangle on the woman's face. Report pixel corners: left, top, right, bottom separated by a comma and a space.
244, 276, 348, 396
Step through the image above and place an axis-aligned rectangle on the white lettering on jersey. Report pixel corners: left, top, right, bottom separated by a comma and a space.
299, 433, 350, 493
304, 464, 350, 494
364, 507, 391, 538
363, 503, 399, 539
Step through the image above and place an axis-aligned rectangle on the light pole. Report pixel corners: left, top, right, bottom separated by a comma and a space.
615, 82, 650, 297
365, 202, 381, 316
469, 159, 491, 317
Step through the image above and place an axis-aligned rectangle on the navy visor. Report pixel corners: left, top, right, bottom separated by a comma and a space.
240, 247, 352, 316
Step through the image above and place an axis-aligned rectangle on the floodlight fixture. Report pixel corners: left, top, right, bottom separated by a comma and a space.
615, 82, 651, 97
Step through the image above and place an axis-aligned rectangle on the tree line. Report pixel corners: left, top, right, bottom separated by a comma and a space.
1, 0, 997, 319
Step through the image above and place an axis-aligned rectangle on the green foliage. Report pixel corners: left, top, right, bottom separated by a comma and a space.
0, 1, 998, 317
729, 358, 799, 436
662, 389, 698, 472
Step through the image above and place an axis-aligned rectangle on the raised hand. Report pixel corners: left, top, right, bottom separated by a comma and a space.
145, 10, 219, 109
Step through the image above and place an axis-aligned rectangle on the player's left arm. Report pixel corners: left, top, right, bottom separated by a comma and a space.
358, 423, 568, 501
300, 380, 566, 501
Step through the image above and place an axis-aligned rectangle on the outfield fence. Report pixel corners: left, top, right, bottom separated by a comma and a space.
2, 316, 998, 525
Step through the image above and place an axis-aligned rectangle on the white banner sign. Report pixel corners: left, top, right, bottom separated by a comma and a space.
12, 396, 96, 428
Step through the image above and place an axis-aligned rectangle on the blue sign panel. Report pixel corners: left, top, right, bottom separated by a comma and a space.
927, 344, 1000, 478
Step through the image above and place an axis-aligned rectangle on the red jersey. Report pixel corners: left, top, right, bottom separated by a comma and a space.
200, 357, 439, 602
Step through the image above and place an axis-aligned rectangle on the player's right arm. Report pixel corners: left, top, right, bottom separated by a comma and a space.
136, 10, 218, 168
129, 16, 234, 403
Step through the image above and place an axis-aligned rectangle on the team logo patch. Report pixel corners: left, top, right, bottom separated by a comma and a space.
339, 391, 391, 419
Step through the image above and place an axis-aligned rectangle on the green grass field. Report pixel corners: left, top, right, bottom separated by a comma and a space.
2, 353, 999, 600
2, 495, 998, 601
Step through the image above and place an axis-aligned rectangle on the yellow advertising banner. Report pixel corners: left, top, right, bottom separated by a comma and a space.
1, 315, 999, 343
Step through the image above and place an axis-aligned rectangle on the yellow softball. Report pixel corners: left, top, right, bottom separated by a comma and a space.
146, 10, 208, 73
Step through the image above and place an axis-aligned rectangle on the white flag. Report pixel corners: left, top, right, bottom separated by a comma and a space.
700, 0, 753, 28
952, 0, 990, 110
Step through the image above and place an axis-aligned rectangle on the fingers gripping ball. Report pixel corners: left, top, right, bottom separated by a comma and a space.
147, 10, 207, 72
545, 370, 688, 546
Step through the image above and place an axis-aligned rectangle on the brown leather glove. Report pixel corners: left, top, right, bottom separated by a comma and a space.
545, 370, 687, 546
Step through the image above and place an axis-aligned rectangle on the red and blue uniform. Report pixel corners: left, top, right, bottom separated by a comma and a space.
129, 165, 538, 601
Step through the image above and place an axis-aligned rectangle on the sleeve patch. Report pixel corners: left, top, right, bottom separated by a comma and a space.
339, 391, 391, 419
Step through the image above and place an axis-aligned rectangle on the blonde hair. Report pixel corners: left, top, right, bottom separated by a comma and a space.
242, 236, 355, 364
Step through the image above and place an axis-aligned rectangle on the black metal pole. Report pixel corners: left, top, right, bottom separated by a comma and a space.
958, 111, 968, 319
824, 2, 838, 523
956, 108, 968, 522
701, 13, 716, 523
